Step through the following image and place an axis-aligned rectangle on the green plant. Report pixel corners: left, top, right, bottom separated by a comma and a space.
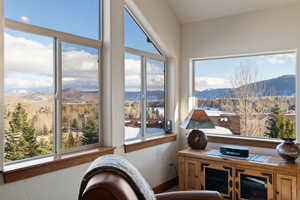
265, 104, 295, 140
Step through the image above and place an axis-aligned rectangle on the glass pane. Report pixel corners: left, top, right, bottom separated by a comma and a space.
146, 59, 165, 135
205, 168, 229, 194
194, 53, 296, 139
124, 53, 142, 141
5, 0, 100, 40
240, 174, 268, 199
124, 9, 161, 55
61, 43, 100, 150
4, 29, 54, 163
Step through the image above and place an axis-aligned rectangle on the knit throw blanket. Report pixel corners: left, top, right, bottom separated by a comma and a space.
78, 155, 156, 200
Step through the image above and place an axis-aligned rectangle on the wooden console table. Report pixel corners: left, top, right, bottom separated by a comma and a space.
178, 148, 300, 200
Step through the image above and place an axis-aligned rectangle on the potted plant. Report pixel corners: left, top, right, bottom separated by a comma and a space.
276, 119, 300, 163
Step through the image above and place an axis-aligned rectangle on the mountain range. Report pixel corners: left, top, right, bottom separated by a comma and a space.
196, 75, 295, 99
7, 75, 295, 101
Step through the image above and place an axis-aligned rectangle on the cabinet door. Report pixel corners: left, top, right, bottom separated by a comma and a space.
200, 161, 234, 199
184, 159, 200, 190
178, 157, 185, 190
276, 174, 297, 200
236, 168, 273, 200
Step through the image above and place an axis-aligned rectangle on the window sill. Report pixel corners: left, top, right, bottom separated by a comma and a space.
2, 146, 115, 183
207, 134, 281, 148
124, 134, 177, 153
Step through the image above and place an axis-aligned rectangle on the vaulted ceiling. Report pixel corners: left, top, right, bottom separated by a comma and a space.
167, 0, 299, 24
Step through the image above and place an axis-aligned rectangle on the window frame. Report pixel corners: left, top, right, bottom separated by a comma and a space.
0, 0, 103, 168
191, 50, 299, 142
123, 7, 168, 142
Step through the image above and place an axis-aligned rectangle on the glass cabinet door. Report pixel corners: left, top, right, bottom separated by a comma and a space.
236, 169, 273, 200
201, 162, 233, 199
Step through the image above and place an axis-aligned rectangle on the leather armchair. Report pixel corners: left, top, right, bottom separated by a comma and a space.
79, 155, 222, 200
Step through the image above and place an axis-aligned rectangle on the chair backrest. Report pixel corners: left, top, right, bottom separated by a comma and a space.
81, 172, 139, 200
78, 155, 156, 200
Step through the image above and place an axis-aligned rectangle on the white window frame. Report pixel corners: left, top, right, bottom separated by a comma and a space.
191, 50, 299, 142
124, 7, 168, 142
0, 0, 103, 168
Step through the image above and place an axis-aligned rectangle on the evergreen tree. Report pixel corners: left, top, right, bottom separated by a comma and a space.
4, 130, 23, 162
82, 120, 98, 145
5, 103, 41, 161
265, 104, 295, 139
265, 104, 284, 138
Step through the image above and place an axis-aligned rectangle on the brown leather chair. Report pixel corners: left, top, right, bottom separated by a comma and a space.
79, 155, 222, 200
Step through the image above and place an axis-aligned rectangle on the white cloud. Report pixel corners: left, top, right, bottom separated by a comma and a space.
195, 77, 231, 91
4, 32, 99, 91
265, 53, 296, 65
124, 58, 164, 91
266, 56, 286, 65
4, 32, 165, 92
62, 50, 98, 79
20, 16, 30, 23
5, 76, 53, 89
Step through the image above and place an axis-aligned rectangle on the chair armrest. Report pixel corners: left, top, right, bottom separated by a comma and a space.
155, 191, 222, 200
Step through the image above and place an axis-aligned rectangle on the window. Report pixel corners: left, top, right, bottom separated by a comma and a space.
124, 9, 161, 55
193, 52, 296, 140
124, 53, 142, 141
124, 8, 166, 141
61, 43, 100, 151
146, 59, 165, 135
4, 30, 54, 162
5, 0, 101, 40
3, 1, 102, 164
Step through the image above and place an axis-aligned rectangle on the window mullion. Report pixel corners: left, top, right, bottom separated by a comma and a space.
141, 56, 147, 139
54, 38, 62, 159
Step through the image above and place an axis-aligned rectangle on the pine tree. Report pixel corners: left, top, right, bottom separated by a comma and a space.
82, 120, 98, 145
265, 104, 295, 139
265, 104, 283, 138
22, 123, 41, 158
4, 129, 23, 162
5, 103, 41, 161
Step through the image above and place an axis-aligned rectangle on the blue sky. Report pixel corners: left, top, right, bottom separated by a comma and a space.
5, 0, 100, 40
3, 0, 297, 94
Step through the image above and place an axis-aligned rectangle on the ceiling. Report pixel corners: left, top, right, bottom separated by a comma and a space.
167, 0, 299, 24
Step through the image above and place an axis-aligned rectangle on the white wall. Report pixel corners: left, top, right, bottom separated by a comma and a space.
180, 3, 300, 148
0, 0, 181, 200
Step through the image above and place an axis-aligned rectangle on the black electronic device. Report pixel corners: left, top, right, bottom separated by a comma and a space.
220, 145, 249, 158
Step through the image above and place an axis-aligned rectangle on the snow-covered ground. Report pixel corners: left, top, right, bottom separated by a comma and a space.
125, 127, 164, 140
197, 107, 235, 116
200, 126, 232, 135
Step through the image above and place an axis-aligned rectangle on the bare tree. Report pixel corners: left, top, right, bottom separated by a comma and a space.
231, 62, 266, 137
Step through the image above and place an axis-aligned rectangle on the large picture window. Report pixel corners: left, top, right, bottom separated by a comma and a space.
124, 8, 166, 141
3, 0, 102, 164
193, 52, 296, 139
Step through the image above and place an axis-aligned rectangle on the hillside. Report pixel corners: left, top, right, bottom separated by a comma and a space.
196, 75, 295, 99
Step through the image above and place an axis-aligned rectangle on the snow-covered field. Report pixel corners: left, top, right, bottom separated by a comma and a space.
125, 127, 164, 140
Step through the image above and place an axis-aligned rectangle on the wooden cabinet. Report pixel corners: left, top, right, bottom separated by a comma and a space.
178, 148, 300, 200
276, 173, 297, 200
184, 158, 200, 190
